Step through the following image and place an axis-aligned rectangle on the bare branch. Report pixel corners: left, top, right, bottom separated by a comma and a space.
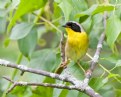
55, 32, 66, 74
0, 59, 102, 97
60, 32, 66, 62
85, 12, 107, 80
3, 76, 101, 97
3, 76, 76, 94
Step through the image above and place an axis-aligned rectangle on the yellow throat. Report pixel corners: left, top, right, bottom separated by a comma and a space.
65, 27, 89, 61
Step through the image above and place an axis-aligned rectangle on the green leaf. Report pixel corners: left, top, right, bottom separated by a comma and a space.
18, 27, 37, 58
53, 2, 61, 19
11, 86, 32, 97
89, 78, 107, 91
58, 0, 73, 21
7, 0, 47, 33
76, 4, 114, 17
53, 87, 63, 97
76, 4, 114, 22
4, 38, 10, 47
10, 22, 34, 40
58, 88, 68, 97
31, 77, 55, 97
115, 89, 121, 97
53, 82, 69, 97
30, 49, 56, 71
101, 54, 119, 64
79, 15, 89, 23
11, 86, 28, 94
67, 90, 79, 97
76, 5, 98, 18
70, 0, 88, 13
106, 15, 121, 50
77, 92, 88, 97
92, 4, 114, 15
68, 61, 85, 80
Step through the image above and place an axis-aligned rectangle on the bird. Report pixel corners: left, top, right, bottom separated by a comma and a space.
55, 21, 89, 74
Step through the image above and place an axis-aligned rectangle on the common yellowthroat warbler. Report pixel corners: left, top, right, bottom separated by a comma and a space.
56, 21, 89, 74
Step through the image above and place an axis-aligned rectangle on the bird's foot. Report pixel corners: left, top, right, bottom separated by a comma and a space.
85, 69, 92, 78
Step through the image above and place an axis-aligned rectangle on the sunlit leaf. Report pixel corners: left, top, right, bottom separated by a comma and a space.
108, 73, 120, 78
11, 86, 32, 97
76, 4, 97, 18
76, 4, 114, 23
92, 5, 114, 15
4, 38, 10, 47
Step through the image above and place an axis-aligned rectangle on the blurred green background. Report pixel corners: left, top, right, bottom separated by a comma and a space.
0, 0, 121, 97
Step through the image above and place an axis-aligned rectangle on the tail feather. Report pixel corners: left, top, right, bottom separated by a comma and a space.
55, 66, 64, 74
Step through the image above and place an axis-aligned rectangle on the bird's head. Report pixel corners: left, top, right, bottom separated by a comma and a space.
62, 21, 81, 33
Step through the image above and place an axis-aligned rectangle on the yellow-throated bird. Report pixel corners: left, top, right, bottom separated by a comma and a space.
56, 21, 89, 74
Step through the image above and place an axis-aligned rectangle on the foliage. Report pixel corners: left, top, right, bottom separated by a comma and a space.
0, 0, 121, 97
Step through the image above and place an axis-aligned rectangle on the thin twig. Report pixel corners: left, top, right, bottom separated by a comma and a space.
86, 52, 121, 83
32, 13, 62, 33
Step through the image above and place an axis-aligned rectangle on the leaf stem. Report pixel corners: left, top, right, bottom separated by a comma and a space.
32, 13, 62, 33
86, 53, 121, 83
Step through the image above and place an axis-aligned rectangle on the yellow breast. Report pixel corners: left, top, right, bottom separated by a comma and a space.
65, 28, 89, 61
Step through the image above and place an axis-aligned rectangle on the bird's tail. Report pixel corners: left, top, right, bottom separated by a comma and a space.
55, 65, 64, 74
55, 61, 69, 74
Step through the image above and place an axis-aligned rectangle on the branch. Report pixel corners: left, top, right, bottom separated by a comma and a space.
3, 76, 101, 97
60, 32, 66, 63
0, 59, 102, 97
3, 76, 76, 94
85, 12, 107, 80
